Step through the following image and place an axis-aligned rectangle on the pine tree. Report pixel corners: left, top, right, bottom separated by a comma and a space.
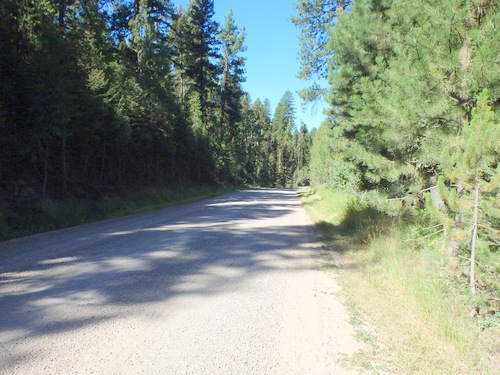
24, 1, 89, 197
0, 0, 29, 187
256, 98, 273, 185
216, 10, 247, 182
441, 90, 500, 293
323, 0, 493, 209
290, 0, 351, 104
184, 0, 220, 134
309, 123, 336, 186
271, 91, 296, 187
170, 6, 191, 107
0, 0, 226, 199
308, 0, 500, 292
292, 122, 312, 186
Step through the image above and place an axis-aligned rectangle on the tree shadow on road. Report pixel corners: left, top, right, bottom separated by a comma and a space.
0, 189, 324, 371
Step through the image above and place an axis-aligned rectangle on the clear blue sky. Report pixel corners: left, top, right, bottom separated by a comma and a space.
173, 0, 328, 130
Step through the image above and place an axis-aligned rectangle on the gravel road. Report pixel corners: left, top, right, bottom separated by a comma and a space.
0, 189, 363, 374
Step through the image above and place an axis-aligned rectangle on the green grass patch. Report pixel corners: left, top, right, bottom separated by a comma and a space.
0, 184, 240, 242
299, 185, 499, 375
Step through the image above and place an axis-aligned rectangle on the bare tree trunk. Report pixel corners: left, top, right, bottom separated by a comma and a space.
180, 73, 185, 105
430, 185, 445, 211
470, 181, 480, 294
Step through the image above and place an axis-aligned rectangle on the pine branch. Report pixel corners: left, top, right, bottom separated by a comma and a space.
462, 222, 500, 235
477, 223, 500, 235
404, 229, 445, 242
421, 223, 445, 230
388, 186, 436, 202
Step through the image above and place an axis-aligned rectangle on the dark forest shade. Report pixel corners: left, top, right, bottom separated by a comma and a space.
0, 0, 310, 201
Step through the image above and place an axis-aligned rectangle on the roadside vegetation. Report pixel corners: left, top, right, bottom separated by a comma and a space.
299, 185, 499, 375
293, 1, 499, 372
0, 184, 237, 242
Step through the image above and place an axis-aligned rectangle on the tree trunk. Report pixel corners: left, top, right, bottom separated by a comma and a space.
430, 185, 445, 211
58, 0, 67, 30
470, 181, 480, 294
219, 55, 229, 143
180, 69, 185, 105
338, 0, 346, 14
62, 135, 67, 197
40, 139, 49, 199
99, 146, 106, 183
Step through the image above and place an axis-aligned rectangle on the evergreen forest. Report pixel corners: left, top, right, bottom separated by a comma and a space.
0, 0, 311, 201
1, 0, 499, 370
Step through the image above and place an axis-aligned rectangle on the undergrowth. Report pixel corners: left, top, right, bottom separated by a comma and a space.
298, 185, 499, 375
0, 184, 238, 242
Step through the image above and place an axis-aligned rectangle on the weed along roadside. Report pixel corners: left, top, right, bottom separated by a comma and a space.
0, 185, 241, 242
298, 185, 500, 375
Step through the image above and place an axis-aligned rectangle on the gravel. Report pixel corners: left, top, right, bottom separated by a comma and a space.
0, 189, 363, 374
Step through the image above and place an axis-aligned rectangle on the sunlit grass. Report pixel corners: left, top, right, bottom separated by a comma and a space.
299, 185, 499, 375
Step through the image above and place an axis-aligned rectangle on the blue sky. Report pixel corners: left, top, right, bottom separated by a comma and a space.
173, 0, 328, 130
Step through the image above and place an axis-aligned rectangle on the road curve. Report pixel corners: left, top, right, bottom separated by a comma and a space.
0, 189, 362, 375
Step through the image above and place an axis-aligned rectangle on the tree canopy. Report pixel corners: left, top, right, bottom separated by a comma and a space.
0, 0, 311, 205
303, 0, 500, 294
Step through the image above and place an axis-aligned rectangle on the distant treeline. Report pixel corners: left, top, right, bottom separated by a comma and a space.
0, 0, 311, 200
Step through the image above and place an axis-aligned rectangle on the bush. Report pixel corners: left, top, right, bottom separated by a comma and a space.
293, 167, 310, 187
327, 160, 361, 192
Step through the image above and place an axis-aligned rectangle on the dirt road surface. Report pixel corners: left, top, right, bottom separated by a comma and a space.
0, 189, 363, 374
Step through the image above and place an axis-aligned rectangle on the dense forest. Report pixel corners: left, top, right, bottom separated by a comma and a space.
0, 0, 311, 203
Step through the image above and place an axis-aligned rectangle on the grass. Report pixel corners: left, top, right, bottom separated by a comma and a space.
0, 184, 240, 242
298, 185, 500, 375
